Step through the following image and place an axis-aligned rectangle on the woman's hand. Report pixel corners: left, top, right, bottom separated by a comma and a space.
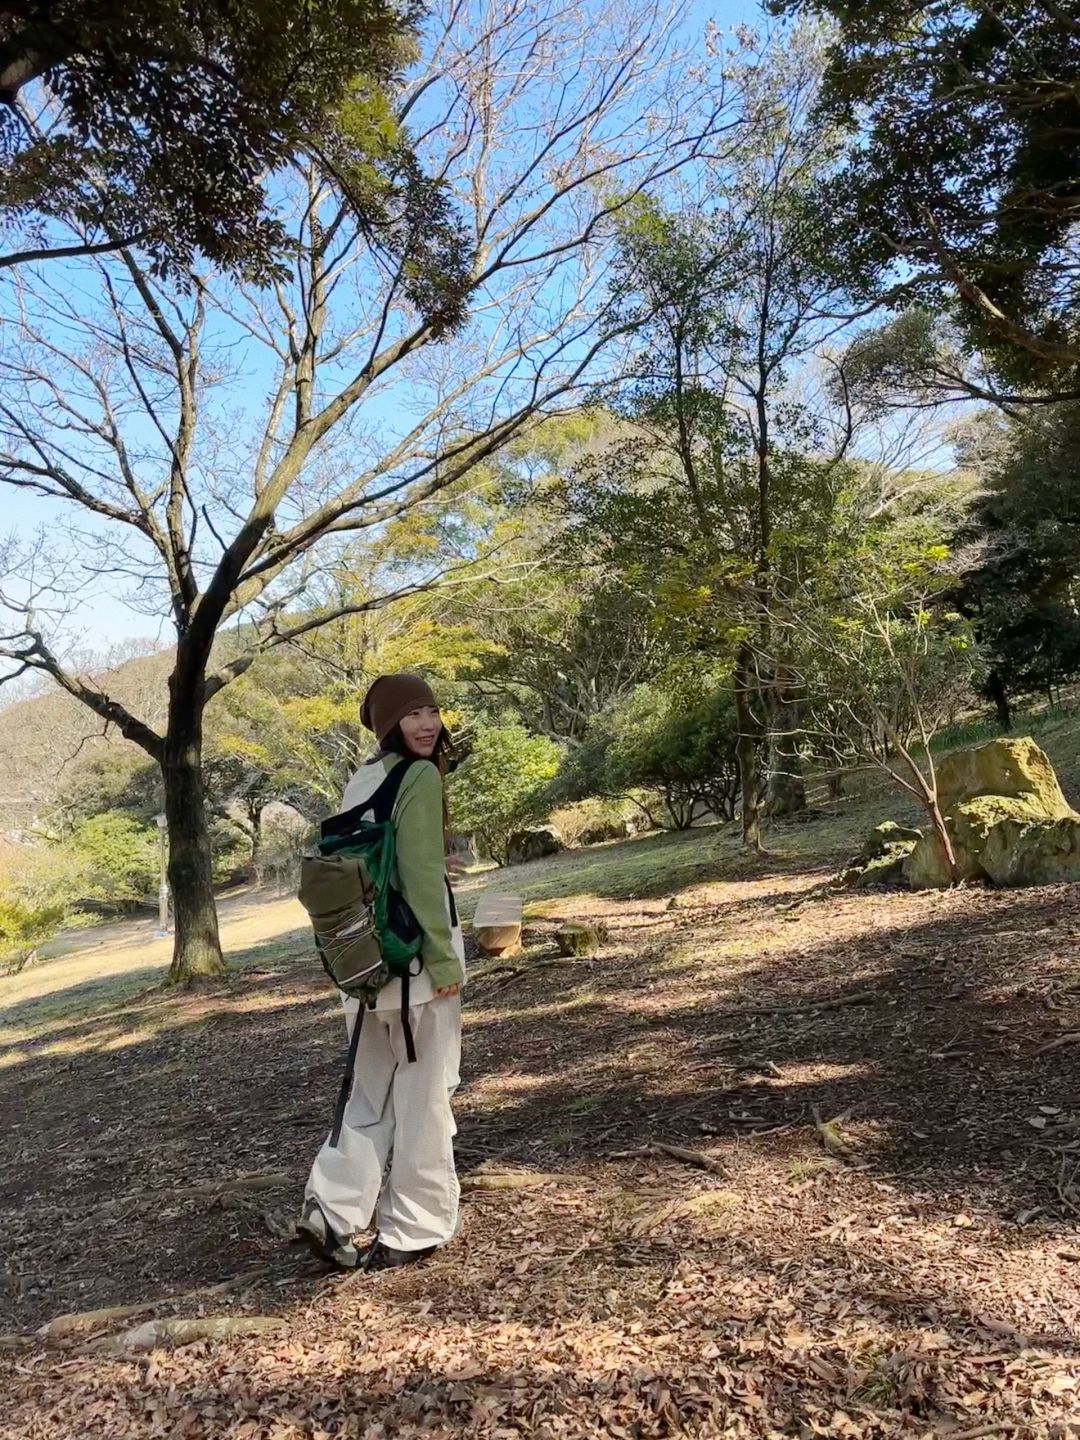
434, 983, 461, 999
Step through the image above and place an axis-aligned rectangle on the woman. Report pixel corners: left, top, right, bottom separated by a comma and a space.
299, 673, 465, 1273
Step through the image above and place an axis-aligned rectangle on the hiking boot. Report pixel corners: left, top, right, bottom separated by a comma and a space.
361, 1238, 437, 1273
297, 1197, 362, 1270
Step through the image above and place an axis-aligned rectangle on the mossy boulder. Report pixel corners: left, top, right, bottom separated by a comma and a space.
902, 830, 984, 890
840, 822, 922, 888
507, 828, 565, 865
936, 737, 1072, 816
555, 921, 609, 956
903, 738, 1080, 889
980, 814, 1080, 886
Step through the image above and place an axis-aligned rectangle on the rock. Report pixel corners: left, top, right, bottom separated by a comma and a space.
859, 820, 923, 863
902, 824, 987, 889
840, 822, 921, 888
578, 817, 636, 845
936, 737, 1072, 816
950, 793, 1059, 852
506, 828, 565, 865
554, 921, 609, 956
904, 738, 1080, 889
980, 814, 1080, 887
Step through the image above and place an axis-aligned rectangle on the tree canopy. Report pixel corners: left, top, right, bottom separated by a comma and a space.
0, 0, 469, 314
770, 0, 1080, 394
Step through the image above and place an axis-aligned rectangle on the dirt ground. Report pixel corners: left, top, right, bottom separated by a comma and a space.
2, 820, 1080, 1439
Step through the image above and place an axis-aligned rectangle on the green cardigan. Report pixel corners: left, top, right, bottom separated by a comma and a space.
388, 759, 463, 991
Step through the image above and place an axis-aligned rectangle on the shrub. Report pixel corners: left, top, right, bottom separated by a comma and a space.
448, 724, 561, 863
547, 795, 646, 846
0, 840, 88, 970
554, 682, 741, 829
0, 895, 68, 971
71, 811, 160, 906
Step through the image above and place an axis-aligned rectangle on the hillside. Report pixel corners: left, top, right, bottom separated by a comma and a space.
0, 649, 172, 831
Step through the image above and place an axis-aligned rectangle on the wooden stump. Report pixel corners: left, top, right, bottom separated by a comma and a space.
473, 893, 523, 956
554, 921, 608, 956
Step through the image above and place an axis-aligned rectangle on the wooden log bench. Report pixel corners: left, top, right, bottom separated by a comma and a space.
472, 893, 523, 956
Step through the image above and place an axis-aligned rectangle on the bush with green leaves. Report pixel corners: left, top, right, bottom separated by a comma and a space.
0, 841, 90, 970
448, 725, 561, 864
547, 795, 645, 847
71, 811, 160, 907
0, 896, 68, 972
556, 683, 741, 830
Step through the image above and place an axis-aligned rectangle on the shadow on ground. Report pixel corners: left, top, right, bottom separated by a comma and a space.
2, 855, 1078, 1340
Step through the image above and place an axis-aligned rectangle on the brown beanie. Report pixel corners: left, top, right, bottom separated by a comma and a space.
360, 673, 439, 742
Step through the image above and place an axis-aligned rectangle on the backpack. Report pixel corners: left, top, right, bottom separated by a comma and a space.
298, 757, 423, 1146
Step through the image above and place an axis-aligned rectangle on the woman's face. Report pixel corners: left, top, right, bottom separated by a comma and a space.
399, 705, 443, 758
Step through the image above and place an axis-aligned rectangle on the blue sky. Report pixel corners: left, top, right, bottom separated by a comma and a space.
1, 0, 786, 659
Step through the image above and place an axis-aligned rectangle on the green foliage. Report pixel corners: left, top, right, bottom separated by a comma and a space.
448, 725, 561, 863
0, 0, 469, 318
71, 811, 159, 906
547, 796, 643, 848
0, 838, 90, 966
0, 894, 67, 968
62, 745, 161, 831
557, 682, 741, 830
954, 404, 1080, 715
778, 537, 979, 775
770, 0, 1080, 388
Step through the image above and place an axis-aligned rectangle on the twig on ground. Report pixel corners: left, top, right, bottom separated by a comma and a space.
1055, 1155, 1080, 1218
478, 957, 578, 993
178, 1172, 294, 1200
1042, 1118, 1080, 1139
88, 1314, 286, 1354
38, 1264, 274, 1345
1034, 1032, 1080, 1056
735, 990, 880, 1018
609, 1142, 726, 1176
461, 1166, 583, 1191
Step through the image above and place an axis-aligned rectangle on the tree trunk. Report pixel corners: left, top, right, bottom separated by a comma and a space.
163, 674, 224, 983
925, 795, 961, 885
248, 803, 266, 885
734, 643, 765, 851
986, 669, 1011, 731
763, 670, 807, 817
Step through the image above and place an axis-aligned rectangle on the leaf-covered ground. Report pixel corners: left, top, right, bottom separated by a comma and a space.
2, 822, 1080, 1439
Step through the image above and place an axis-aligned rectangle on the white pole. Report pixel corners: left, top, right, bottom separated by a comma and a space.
155, 813, 171, 936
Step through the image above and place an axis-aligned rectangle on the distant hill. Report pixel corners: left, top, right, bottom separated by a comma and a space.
0, 649, 172, 832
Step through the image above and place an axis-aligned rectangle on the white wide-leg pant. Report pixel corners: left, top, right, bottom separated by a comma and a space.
305, 993, 462, 1252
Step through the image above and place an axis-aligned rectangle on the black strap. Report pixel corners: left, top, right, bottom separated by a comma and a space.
401, 968, 417, 1064
320, 757, 420, 841
372, 756, 420, 824
329, 1005, 365, 1148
